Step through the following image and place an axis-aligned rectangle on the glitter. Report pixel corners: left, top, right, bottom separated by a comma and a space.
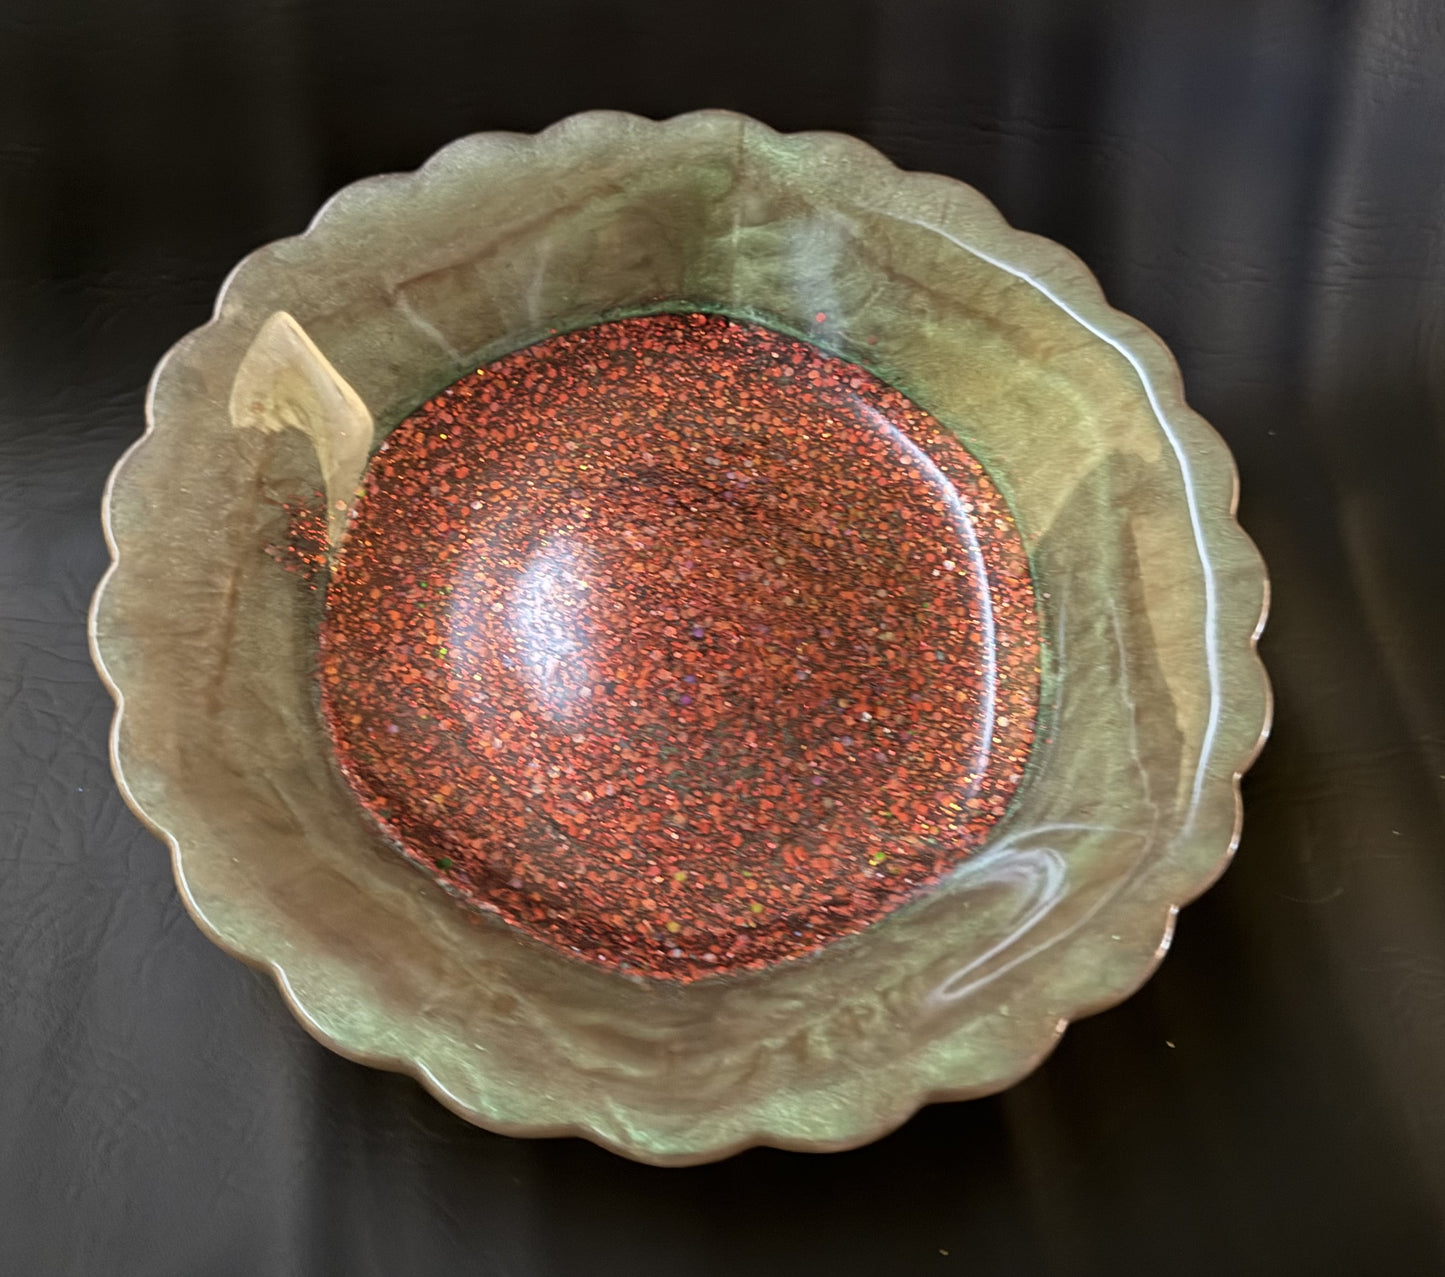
263, 492, 328, 587
318, 312, 1040, 982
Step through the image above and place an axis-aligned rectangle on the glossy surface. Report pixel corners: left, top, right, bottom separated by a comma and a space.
319, 312, 1040, 980
90, 110, 1269, 1163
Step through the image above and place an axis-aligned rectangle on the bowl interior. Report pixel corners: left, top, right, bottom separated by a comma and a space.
313, 310, 1045, 982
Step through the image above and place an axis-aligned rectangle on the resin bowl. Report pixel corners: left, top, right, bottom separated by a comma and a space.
90, 110, 1270, 1165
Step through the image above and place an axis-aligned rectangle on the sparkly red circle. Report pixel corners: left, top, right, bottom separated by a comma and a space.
320, 313, 1040, 980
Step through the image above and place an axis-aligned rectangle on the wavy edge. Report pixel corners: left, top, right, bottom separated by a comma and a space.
89, 108, 1272, 1166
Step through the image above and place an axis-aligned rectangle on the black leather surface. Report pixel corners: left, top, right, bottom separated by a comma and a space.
4, 1, 1444, 1272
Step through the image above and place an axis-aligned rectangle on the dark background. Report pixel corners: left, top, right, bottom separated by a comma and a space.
3, 0, 1444, 1272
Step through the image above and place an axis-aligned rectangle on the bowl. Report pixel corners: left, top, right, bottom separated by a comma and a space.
90, 109, 1270, 1164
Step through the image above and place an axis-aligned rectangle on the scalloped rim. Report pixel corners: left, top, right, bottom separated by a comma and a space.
89, 109, 1271, 1166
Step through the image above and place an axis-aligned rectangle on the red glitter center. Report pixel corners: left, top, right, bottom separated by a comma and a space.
319, 313, 1040, 980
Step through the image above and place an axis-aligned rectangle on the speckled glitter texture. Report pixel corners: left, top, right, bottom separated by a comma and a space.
265, 494, 328, 588
319, 312, 1040, 980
